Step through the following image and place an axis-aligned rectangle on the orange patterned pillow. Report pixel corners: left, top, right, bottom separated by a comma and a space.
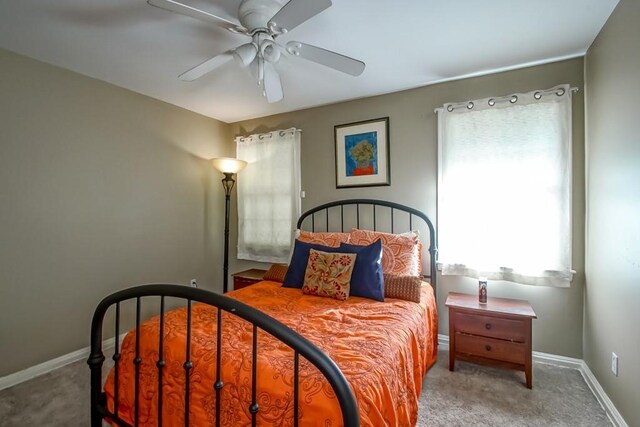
384, 274, 422, 303
264, 264, 288, 283
349, 229, 420, 276
296, 230, 351, 247
302, 249, 356, 301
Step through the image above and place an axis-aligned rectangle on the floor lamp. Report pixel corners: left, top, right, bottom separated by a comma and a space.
211, 157, 247, 293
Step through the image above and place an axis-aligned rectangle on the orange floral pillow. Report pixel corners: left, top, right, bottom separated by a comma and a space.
302, 249, 356, 301
296, 230, 351, 247
349, 229, 421, 276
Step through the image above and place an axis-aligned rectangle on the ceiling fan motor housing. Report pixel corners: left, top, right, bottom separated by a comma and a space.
238, 0, 284, 31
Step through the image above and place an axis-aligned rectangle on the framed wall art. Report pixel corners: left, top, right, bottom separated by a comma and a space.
334, 117, 390, 188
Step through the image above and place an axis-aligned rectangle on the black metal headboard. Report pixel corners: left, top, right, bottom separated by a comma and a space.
297, 199, 437, 293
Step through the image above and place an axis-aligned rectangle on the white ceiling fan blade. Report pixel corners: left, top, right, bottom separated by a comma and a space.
263, 62, 283, 103
147, 0, 247, 34
286, 41, 365, 76
268, 0, 332, 33
179, 52, 233, 81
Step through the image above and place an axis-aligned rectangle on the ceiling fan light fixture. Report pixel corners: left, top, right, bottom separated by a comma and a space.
233, 42, 258, 67
260, 40, 281, 63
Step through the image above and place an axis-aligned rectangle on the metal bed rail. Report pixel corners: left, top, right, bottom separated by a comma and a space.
88, 284, 359, 427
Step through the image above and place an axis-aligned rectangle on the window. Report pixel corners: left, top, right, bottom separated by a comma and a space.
437, 85, 574, 286
236, 128, 301, 263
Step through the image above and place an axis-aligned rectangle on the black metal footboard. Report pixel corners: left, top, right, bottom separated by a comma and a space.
87, 284, 359, 427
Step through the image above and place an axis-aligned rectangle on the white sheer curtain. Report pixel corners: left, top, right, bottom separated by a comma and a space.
437, 85, 574, 287
236, 128, 301, 263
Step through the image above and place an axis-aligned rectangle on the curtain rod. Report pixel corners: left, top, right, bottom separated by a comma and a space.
434, 86, 579, 114
236, 127, 302, 142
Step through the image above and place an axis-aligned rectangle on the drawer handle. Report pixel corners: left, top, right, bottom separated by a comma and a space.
485, 323, 492, 330
485, 345, 492, 352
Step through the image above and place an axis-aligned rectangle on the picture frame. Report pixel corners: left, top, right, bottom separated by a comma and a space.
334, 117, 390, 188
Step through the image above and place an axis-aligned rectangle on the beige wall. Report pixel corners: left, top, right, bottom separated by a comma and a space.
230, 58, 586, 358
584, 0, 640, 425
0, 46, 591, 376
0, 49, 232, 376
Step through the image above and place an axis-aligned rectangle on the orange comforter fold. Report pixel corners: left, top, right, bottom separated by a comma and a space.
104, 281, 437, 426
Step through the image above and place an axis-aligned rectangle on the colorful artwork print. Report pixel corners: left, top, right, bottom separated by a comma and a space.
334, 117, 389, 188
345, 131, 378, 176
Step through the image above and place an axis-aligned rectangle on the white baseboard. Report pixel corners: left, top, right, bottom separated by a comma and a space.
580, 361, 629, 427
437, 334, 627, 427
0, 333, 126, 392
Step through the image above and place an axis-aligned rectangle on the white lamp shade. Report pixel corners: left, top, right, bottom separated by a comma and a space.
211, 157, 247, 174
260, 40, 281, 63
233, 43, 258, 67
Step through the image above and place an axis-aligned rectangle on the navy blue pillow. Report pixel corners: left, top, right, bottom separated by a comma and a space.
339, 240, 384, 301
282, 240, 344, 288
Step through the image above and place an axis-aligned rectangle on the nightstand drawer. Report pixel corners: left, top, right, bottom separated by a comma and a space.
455, 333, 526, 365
454, 312, 526, 342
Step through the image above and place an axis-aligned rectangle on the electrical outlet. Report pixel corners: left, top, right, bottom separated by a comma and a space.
190, 279, 197, 288
611, 352, 618, 376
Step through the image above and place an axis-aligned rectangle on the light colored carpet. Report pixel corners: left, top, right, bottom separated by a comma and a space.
0, 349, 610, 426
420, 351, 610, 426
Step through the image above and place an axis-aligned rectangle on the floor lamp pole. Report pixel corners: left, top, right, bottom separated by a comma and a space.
221, 173, 235, 294
210, 157, 247, 294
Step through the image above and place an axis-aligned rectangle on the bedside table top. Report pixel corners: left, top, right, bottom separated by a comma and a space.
232, 268, 267, 280
445, 292, 537, 318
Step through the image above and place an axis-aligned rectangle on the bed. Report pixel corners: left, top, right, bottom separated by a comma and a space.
88, 199, 438, 426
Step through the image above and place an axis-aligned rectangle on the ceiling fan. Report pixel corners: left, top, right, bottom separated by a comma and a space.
147, 0, 366, 103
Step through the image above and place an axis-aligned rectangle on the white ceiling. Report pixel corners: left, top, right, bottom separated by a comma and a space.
0, 0, 618, 123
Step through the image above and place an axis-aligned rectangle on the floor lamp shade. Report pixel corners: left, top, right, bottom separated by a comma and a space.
211, 157, 247, 294
211, 157, 247, 174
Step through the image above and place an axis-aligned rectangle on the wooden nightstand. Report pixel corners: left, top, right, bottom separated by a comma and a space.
446, 292, 537, 388
232, 269, 267, 291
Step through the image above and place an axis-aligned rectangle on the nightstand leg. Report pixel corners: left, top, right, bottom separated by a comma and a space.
448, 308, 455, 371
525, 318, 533, 388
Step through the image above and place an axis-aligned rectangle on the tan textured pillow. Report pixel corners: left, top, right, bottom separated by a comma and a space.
384, 274, 422, 303
302, 249, 357, 301
264, 263, 288, 283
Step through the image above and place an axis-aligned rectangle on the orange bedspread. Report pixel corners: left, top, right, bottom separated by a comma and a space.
104, 281, 438, 426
